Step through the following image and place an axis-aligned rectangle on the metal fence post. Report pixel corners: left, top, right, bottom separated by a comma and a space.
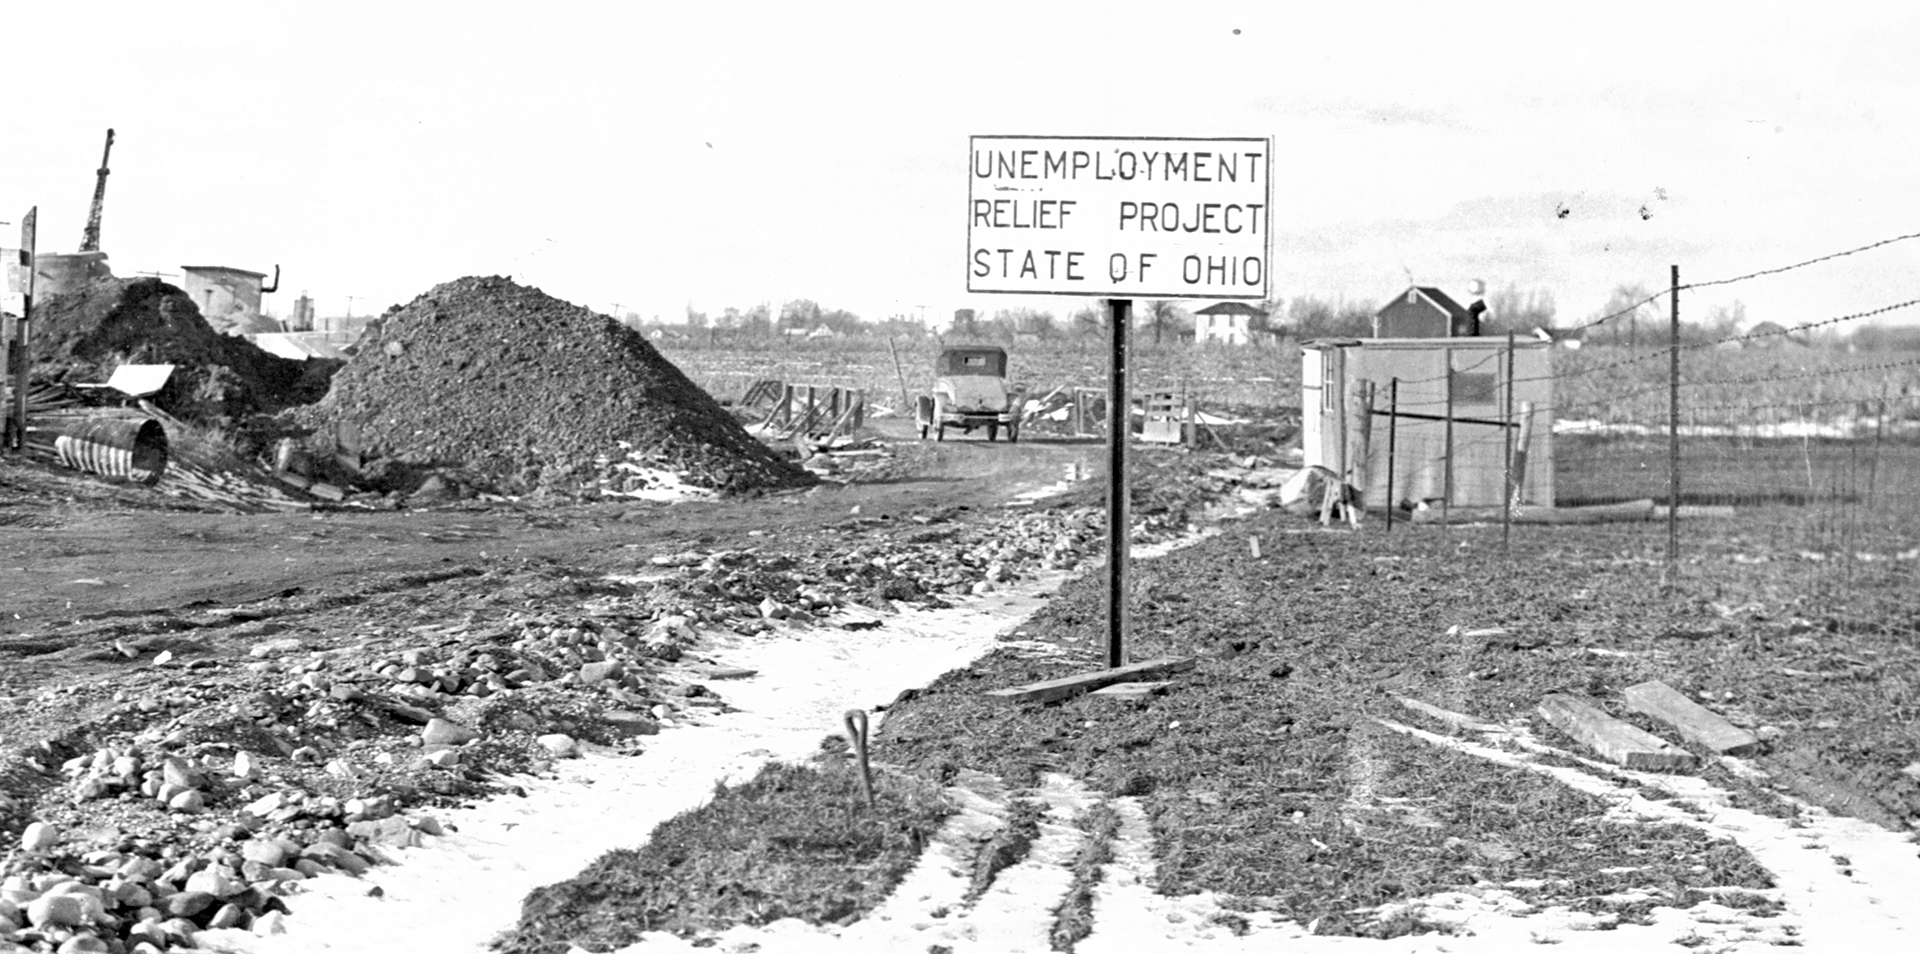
1106, 298, 1132, 669
1502, 332, 1516, 555
1667, 264, 1681, 593
1386, 377, 1399, 532
1442, 360, 1454, 531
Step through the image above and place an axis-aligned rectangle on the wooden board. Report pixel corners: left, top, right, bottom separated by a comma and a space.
1536, 693, 1696, 771
1089, 680, 1172, 700
1393, 695, 1505, 733
984, 657, 1195, 705
1414, 501, 1736, 526
1622, 681, 1761, 756
1415, 500, 1656, 525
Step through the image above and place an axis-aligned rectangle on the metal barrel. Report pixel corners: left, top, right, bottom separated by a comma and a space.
32, 415, 169, 486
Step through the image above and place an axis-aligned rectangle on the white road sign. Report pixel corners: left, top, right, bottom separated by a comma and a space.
967, 135, 1272, 299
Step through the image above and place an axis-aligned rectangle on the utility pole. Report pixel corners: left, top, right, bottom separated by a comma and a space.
10, 208, 36, 451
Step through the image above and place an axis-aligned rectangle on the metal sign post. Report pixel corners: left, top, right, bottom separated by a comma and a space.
10, 207, 34, 451
1107, 297, 1132, 668
964, 134, 1271, 680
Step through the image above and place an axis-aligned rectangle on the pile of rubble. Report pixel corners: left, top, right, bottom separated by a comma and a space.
295, 277, 812, 497
27, 277, 339, 431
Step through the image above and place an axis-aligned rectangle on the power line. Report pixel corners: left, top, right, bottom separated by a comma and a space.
1686, 231, 1920, 290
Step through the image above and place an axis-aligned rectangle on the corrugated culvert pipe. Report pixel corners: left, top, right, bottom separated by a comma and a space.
27, 414, 169, 486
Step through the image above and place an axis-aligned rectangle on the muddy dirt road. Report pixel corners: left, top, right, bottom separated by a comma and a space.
2, 421, 1098, 649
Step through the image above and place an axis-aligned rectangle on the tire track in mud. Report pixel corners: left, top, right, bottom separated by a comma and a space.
641, 729, 1920, 953
1375, 710, 1920, 950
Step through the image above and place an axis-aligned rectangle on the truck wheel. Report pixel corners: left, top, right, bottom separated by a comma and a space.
1007, 422, 1020, 443
936, 423, 946, 442
918, 422, 930, 440
987, 423, 999, 442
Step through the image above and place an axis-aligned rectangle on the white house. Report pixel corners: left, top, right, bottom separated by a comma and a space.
1193, 301, 1264, 346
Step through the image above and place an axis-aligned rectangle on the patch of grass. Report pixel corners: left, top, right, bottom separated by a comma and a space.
969, 797, 1044, 903
492, 760, 951, 954
1050, 801, 1122, 951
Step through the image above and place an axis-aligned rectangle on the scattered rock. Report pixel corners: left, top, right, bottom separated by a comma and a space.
421, 718, 479, 746
578, 661, 623, 686
26, 893, 88, 928
537, 734, 580, 759
249, 638, 304, 658
57, 935, 111, 954
164, 891, 215, 919
302, 842, 371, 876
20, 822, 59, 851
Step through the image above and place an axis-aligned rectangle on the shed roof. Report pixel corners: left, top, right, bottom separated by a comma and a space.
181, 265, 268, 278
1380, 286, 1472, 323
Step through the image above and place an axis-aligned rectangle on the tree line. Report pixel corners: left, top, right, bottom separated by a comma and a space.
638, 282, 1920, 351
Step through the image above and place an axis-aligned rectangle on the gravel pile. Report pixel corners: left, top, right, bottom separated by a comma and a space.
27, 277, 339, 429
298, 277, 811, 496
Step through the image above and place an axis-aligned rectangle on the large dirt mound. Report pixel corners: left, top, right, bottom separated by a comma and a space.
28, 276, 340, 427
300, 276, 811, 495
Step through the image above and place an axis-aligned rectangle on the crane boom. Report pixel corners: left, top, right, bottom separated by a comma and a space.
79, 128, 115, 253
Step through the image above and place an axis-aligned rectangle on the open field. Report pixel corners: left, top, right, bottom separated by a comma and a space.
655, 337, 1303, 415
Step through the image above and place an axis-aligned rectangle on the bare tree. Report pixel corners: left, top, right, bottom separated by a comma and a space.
1140, 299, 1189, 344
1595, 284, 1663, 347
1484, 283, 1557, 335
1069, 304, 1107, 337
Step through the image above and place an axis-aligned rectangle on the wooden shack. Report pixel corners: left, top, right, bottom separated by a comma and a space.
1302, 337, 1554, 510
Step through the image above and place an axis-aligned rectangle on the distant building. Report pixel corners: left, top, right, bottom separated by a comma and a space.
287, 293, 317, 332
1373, 286, 1485, 338
181, 265, 278, 334
1193, 301, 1264, 346
30, 251, 113, 299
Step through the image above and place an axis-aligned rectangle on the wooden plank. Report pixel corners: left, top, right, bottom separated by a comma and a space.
1415, 500, 1657, 525
1621, 681, 1761, 756
1089, 680, 1172, 699
1536, 693, 1695, 771
1392, 694, 1505, 733
984, 656, 1195, 705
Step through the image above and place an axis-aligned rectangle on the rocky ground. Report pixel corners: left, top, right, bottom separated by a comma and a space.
0, 417, 1248, 954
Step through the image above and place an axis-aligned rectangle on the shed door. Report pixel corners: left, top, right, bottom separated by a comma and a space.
1301, 349, 1341, 470
1301, 349, 1323, 468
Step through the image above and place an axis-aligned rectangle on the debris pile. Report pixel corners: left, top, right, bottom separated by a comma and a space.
27, 277, 340, 430
297, 277, 811, 496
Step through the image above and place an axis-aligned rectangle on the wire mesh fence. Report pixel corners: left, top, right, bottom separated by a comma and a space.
1338, 237, 1920, 646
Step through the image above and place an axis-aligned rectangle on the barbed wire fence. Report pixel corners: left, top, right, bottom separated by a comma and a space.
1366, 232, 1920, 642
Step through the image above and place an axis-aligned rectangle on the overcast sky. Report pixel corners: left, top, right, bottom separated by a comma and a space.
4, 1, 1917, 330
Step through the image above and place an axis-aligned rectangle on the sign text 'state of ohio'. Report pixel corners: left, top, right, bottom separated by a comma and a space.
966, 135, 1272, 300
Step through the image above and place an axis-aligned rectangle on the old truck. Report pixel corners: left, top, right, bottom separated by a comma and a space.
916, 345, 1020, 442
